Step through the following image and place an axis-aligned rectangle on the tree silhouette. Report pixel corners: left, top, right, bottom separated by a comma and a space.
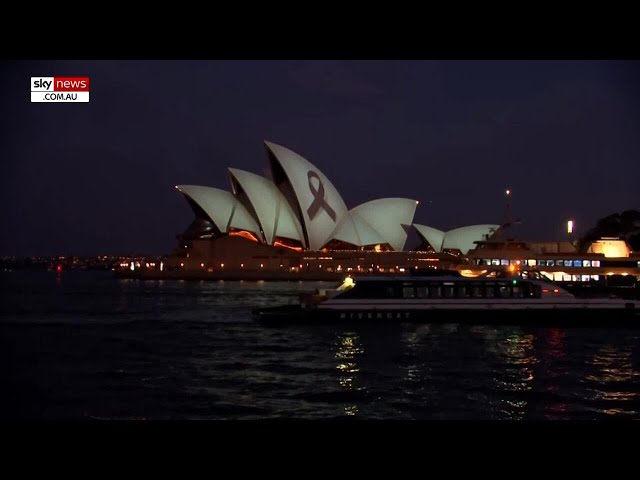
578, 210, 640, 252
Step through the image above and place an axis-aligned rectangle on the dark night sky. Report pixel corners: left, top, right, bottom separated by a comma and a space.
1, 60, 639, 256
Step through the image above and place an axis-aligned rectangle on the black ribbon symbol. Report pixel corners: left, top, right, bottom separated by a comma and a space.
307, 170, 336, 222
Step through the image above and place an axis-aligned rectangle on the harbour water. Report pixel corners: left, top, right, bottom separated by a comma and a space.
1, 271, 639, 420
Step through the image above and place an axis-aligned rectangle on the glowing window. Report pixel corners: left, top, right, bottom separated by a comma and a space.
573, 260, 583, 267
537, 260, 545, 266
501, 259, 509, 266
546, 260, 555, 267
491, 259, 500, 266
583, 260, 591, 267
527, 259, 536, 267
592, 260, 600, 267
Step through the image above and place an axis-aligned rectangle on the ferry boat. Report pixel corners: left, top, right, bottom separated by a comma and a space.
253, 272, 640, 326
460, 237, 640, 299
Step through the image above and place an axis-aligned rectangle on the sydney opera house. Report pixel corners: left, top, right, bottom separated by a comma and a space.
155, 141, 499, 279
113, 139, 639, 285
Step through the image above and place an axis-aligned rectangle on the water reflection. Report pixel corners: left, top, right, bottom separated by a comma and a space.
400, 326, 431, 387
344, 404, 359, 416
543, 328, 567, 360
585, 344, 639, 416
494, 331, 538, 419
334, 332, 364, 416
541, 329, 569, 419
402, 325, 432, 348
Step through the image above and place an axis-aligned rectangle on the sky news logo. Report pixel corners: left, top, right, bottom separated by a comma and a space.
31, 77, 90, 103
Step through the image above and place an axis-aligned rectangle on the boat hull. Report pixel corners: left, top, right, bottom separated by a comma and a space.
253, 304, 640, 327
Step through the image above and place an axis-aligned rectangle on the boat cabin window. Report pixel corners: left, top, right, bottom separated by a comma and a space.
384, 287, 396, 298
338, 279, 543, 300
402, 286, 416, 298
498, 286, 512, 298
456, 286, 471, 298
471, 286, 484, 298
338, 282, 400, 299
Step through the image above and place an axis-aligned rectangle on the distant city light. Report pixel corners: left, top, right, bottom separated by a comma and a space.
505, 189, 511, 196
567, 220, 574, 234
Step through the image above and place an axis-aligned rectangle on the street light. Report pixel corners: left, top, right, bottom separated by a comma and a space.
567, 220, 574, 234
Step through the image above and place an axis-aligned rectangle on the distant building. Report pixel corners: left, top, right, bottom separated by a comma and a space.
586, 238, 632, 258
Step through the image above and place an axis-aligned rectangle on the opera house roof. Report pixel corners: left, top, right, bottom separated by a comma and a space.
176, 141, 497, 252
